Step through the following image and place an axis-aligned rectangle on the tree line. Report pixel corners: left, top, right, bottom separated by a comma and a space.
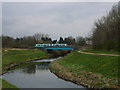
92, 2, 120, 51
1, 33, 90, 48
2, 3, 119, 51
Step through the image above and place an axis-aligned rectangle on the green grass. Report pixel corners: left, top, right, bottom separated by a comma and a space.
57, 51, 118, 78
2, 49, 48, 69
49, 50, 119, 88
0, 78, 18, 89
81, 49, 120, 55
1, 49, 48, 89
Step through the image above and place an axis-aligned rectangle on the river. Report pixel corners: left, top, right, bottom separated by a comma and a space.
2, 58, 85, 88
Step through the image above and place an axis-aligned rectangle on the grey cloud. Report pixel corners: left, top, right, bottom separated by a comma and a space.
2, 2, 117, 39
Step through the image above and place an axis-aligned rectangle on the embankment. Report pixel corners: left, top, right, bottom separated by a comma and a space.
49, 50, 119, 88
0, 78, 18, 89
1, 48, 70, 88
1, 49, 49, 74
1, 48, 49, 88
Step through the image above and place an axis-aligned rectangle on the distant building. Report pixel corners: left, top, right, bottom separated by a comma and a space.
86, 41, 92, 45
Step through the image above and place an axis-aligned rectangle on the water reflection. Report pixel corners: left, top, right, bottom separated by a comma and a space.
2, 59, 85, 88
22, 64, 36, 74
19, 63, 50, 74
36, 63, 49, 71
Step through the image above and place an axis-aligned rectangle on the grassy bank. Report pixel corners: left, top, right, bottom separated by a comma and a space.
1, 78, 18, 89
1, 48, 49, 89
2, 49, 48, 73
49, 50, 119, 88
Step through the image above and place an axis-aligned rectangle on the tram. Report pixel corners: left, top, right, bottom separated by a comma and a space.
35, 43, 67, 47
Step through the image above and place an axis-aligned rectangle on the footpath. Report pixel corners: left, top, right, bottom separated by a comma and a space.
78, 50, 120, 56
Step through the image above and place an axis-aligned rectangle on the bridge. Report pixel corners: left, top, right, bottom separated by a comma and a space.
35, 44, 75, 50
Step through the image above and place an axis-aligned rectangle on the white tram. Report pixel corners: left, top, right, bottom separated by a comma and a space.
35, 44, 67, 47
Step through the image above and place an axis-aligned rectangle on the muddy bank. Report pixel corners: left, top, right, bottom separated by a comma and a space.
49, 61, 118, 89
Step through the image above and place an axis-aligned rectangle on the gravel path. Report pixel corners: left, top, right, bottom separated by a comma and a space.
78, 50, 120, 56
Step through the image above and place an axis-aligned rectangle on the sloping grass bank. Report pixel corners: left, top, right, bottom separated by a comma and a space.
2, 49, 48, 74
1, 48, 49, 89
49, 51, 119, 88
0, 78, 18, 89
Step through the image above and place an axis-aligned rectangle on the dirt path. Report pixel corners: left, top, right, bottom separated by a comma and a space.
78, 50, 120, 56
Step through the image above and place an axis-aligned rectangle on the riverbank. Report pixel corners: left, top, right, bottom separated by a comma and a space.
49, 50, 119, 88
0, 78, 18, 89
1, 48, 49, 89
1, 48, 49, 74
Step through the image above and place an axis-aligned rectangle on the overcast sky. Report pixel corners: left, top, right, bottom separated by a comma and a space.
2, 2, 117, 40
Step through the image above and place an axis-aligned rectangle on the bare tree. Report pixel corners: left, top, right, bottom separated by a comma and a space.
92, 3, 119, 51
33, 33, 49, 41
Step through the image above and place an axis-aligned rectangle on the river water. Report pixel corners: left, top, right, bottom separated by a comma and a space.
2, 58, 85, 88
